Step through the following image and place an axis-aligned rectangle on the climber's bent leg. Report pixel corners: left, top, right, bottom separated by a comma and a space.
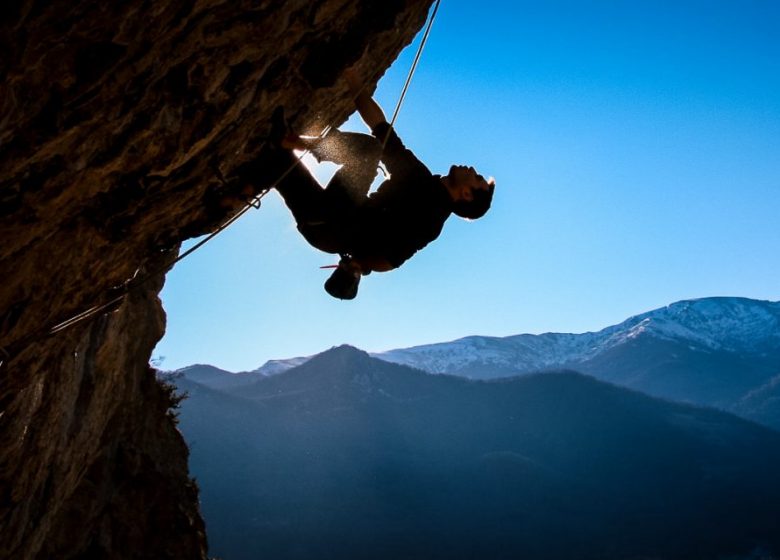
272, 150, 327, 223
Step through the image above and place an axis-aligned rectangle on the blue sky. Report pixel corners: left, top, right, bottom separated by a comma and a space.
155, 0, 780, 371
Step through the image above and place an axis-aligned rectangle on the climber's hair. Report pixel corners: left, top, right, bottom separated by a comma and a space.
452, 177, 495, 220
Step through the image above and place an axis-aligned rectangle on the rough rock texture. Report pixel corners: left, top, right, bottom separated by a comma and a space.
0, 1, 433, 558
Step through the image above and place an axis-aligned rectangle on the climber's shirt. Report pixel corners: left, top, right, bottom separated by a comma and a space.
350, 122, 453, 269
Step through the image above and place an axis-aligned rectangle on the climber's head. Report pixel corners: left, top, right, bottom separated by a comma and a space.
443, 165, 495, 220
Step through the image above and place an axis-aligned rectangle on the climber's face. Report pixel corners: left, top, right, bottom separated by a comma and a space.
446, 165, 491, 202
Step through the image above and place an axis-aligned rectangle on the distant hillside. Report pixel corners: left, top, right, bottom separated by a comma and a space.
169, 357, 310, 391
172, 364, 263, 390
172, 345, 780, 560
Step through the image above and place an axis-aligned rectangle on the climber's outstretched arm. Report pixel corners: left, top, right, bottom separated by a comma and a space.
344, 69, 386, 129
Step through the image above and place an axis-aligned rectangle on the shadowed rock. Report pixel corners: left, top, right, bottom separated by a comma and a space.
0, 1, 433, 558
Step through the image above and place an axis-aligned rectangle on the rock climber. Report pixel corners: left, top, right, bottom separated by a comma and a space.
255, 69, 494, 299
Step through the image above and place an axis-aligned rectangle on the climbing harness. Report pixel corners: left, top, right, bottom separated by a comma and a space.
0, 0, 442, 371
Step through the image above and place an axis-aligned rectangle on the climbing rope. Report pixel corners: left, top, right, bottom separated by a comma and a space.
0, 0, 442, 371
383, 0, 441, 149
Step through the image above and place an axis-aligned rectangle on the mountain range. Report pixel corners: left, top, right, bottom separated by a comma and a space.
174, 297, 780, 429
168, 345, 780, 560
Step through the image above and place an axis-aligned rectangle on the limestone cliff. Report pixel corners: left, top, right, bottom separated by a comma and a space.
0, 1, 433, 558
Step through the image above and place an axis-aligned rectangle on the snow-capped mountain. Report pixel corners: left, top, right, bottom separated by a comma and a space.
372, 297, 780, 421
374, 297, 780, 378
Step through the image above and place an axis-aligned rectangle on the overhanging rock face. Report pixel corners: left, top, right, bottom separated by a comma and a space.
0, 1, 433, 558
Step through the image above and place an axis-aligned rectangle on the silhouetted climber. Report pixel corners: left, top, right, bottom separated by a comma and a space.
265, 69, 495, 299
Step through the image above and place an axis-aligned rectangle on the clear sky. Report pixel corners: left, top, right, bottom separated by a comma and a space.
154, 0, 780, 372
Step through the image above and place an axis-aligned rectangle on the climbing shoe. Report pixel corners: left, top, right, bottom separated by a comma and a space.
324, 258, 361, 300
